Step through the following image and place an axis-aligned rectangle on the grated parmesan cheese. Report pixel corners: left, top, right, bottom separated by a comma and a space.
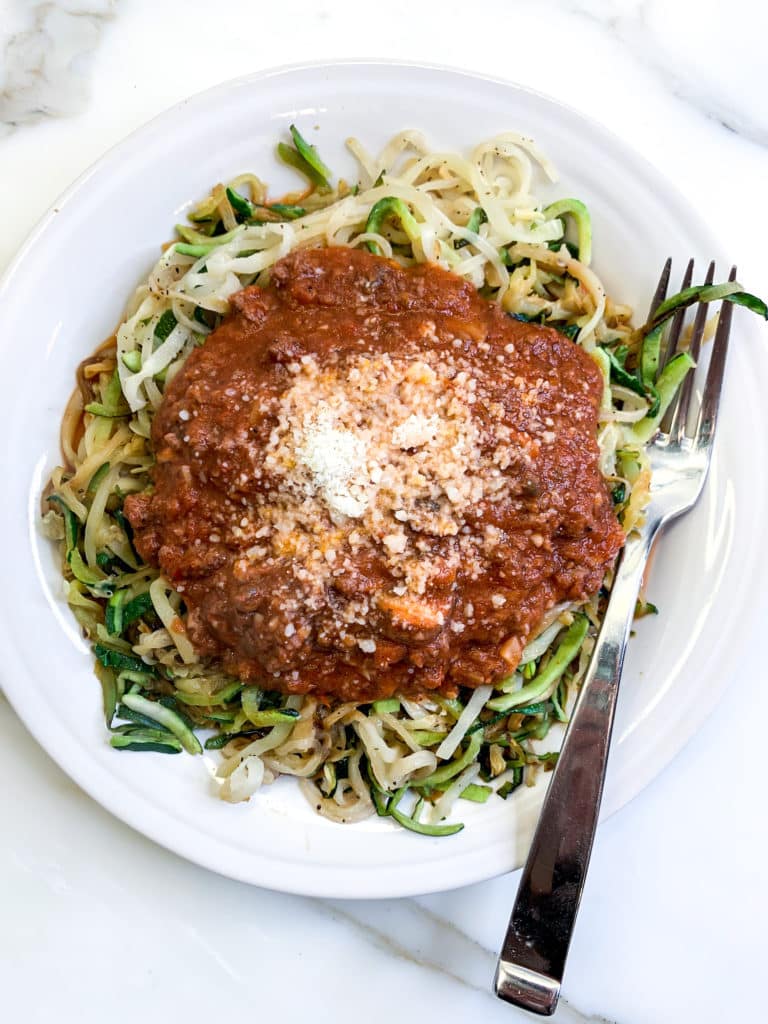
392, 412, 439, 449
294, 404, 370, 519
259, 347, 526, 599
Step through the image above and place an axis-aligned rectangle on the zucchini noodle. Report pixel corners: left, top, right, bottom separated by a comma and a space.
43, 125, 685, 838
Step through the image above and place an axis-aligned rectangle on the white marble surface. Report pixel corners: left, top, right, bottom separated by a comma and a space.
1, 2, 767, 1022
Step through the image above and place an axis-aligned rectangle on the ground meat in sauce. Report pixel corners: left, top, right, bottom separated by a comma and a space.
125, 247, 624, 701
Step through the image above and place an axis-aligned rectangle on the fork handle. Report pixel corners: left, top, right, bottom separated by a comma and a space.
494, 523, 659, 1015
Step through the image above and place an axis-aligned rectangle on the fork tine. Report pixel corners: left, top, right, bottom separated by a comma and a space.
648, 257, 672, 319
695, 266, 737, 450
687, 260, 716, 366
661, 259, 694, 368
671, 260, 716, 443
658, 260, 694, 433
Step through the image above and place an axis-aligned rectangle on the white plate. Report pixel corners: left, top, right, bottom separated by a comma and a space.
1, 62, 765, 898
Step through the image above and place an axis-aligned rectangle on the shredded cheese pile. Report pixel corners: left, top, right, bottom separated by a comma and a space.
259, 346, 524, 599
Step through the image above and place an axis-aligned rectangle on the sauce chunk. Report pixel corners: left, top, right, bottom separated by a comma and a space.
125, 247, 623, 700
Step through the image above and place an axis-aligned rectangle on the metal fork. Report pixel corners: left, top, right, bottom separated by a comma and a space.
494, 260, 737, 1015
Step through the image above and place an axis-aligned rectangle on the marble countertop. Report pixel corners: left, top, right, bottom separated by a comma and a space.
1, 2, 766, 1022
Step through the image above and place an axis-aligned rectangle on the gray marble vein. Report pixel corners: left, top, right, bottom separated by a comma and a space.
569, 0, 767, 147
321, 897, 618, 1022
0, 1, 117, 136
1, 0, 764, 152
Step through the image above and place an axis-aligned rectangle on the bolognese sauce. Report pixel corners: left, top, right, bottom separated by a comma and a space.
125, 247, 623, 700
